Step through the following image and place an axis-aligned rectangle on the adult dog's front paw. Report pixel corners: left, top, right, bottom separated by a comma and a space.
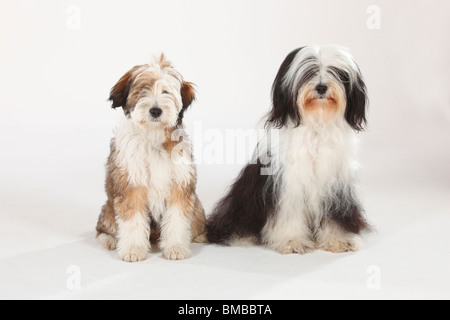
162, 245, 192, 261
280, 240, 315, 255
320, 239, 359, 253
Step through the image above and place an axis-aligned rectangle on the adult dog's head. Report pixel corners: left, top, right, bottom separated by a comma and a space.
268, 45, 368, 131
109, 54, 196, 129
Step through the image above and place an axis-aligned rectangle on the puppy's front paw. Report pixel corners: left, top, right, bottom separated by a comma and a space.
118, 246, 148, 263
162, 246, 192, 261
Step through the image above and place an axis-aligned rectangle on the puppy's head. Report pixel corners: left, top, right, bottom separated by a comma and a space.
109, 54, 196, 129
268, 45, 368, 131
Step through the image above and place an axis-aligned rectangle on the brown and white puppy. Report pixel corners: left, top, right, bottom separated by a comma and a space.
96, 55, 205, 262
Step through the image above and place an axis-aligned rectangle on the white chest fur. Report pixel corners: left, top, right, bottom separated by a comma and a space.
279, 121, 358, 213
113, 119, 194, 220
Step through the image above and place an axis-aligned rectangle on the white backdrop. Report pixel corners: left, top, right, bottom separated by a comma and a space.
0, 0, 449, 300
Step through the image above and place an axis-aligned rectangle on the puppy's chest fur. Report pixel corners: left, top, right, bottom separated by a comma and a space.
113, 120, 193, 221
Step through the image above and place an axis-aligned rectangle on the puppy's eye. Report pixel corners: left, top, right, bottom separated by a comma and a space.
162, 91, 170, 95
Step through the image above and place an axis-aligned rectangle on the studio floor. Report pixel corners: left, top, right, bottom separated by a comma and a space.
0, 176, 448, 300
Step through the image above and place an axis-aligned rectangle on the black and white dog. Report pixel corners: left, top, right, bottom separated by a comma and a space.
206, 45, 370, 254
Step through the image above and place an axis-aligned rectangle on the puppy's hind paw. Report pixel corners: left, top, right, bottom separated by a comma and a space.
97, 233, 118, 251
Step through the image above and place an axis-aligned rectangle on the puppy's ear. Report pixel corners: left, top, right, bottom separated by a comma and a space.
345, 70, 368, 131
109, 66, 140, 113
181, 81, 196, 109
177, 82, 196, 126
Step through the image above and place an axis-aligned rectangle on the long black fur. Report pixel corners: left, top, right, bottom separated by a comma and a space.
329, 66, 368, 131
206, 160, 278, 244
324, 185, 370, 234
266, 48, 304, 128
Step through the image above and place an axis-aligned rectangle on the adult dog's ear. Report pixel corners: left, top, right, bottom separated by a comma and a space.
109, 66, 141, 114
345, 69, 368, 132
177, 81, 196, 126
267, 47, 305, 128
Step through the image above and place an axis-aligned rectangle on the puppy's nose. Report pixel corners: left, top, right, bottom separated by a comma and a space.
316, 84, 328, 95
150, 107, 163, 118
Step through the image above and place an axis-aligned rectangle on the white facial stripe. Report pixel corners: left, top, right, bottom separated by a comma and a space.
284, 45, 361, 94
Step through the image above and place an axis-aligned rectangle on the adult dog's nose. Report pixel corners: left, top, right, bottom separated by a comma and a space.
315, 84, 328, 96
